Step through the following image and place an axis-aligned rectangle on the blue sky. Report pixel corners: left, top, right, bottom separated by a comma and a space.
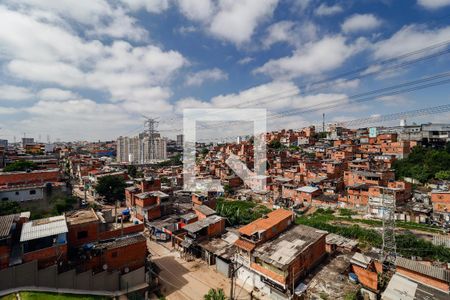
0, 0, 450, 141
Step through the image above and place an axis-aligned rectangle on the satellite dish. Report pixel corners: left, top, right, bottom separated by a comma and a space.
124, 267, 129, 273
103, 264, 108, 270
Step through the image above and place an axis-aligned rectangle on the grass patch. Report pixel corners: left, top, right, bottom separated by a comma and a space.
0, 294, 17, 300
296, 210, 450, 261
20, 292, 109, 300
216, 198, 271, 226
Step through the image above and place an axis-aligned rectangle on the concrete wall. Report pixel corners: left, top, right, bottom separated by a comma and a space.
0, 260, 146, 294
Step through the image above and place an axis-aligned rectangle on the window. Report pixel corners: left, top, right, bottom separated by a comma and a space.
112, 251, 118, 258
77, 231, 88, 239
15, 191, 19, 195
29, 190, 36, 195
1, 197, 8, 201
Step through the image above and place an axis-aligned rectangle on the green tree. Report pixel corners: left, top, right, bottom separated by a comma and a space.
204, 288, 226, 300
127, 165, 138, 177
3, 160, 38, 172
223, 184, 233, 195
51, 196, 78, 215
393, 145, 450, 183
435, 170, 450, 181
268, 140, 282, 149
95, 175, 126, 203
0, 201, 21, 216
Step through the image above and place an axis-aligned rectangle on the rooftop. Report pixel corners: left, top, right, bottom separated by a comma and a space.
296, 186, 319, 193
238, 209, 294, 237
20, 215, 68, 242
66, 208, 99, 226
95, 233, 146, 250
183, 215, 224, 234
0, 214, 16, 239
194, 205, 216, 216
395, 257, 450, 283
252, 224, 327, 270
135, 190, 169, 199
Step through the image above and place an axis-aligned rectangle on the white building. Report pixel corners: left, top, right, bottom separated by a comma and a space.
116, 134, 167, 163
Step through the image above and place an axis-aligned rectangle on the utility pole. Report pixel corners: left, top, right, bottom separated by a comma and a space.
381, 188, 397, 266
229, 261, 243, 300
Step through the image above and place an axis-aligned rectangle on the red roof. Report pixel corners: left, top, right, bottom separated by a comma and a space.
238, 209, 293, 236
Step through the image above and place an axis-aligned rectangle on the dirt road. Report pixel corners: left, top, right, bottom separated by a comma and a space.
148, 240, 251, 300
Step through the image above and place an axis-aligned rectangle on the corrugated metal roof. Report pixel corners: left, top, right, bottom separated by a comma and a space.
0, 214, 16, 239
296, 186, 319, 193
20, 215, 68, 242
396, 257, 450, 283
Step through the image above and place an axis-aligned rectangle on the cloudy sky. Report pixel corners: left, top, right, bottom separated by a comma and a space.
0, 0, 450, 141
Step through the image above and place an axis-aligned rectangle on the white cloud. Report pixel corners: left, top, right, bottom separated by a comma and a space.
209, 0, 279, 45
373, 24, 450, 59
175, 80, 352, 134
377, 95, 410, 106
8, 60, 86, 87
263, 20, 317, 48
120, 0, 170, 13
86, 8, 149, 42
5, 0, 149, 41
24, 99, 137, 140
177, 25, 198, 34
291, 0, 312, 12
0, 85, 33, 101
37, 88, 78, 101
0, 4, 188, 139
238, 57, 254, 65
312, 79, 360, 92
255, 36, 368, 79
0, 107, 18, 114
314, 3, 343, 16
417, 0, 450, 9
342, 14, 382, 33
185, 68, 228, 86
177, 0, 215, 22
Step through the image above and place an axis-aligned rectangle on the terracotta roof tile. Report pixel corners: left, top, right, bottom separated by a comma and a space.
238, 209, 293, 236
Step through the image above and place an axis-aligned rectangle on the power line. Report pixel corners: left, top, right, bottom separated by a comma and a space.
164, 71, 450, 135
121, 38, 450, 134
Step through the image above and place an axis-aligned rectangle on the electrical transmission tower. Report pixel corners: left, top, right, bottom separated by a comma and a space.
144, 117, 159, 162
381, 188, 397, 266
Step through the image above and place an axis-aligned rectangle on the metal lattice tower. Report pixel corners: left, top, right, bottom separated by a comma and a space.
144, 117, 159, 161
381, 188, 397, 266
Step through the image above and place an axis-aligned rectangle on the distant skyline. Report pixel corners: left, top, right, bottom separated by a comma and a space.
0, 0, 450, 141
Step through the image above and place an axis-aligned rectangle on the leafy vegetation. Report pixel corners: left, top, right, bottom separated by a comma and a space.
19, 292, 109, 300
51, 195, 78, 215
156, 153, 182, 167
3, 160, 38, 172
95, 175, 126, 203
204, 288, 226, 300
126, 165, 137, 177
338, 208, 356, 217
223, 184, 233, 195
0, 201, 22, 216
296, 209, 450, 261
268, 140, 283, 149
216, 198, 271, 226
393, 145, 450, 183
